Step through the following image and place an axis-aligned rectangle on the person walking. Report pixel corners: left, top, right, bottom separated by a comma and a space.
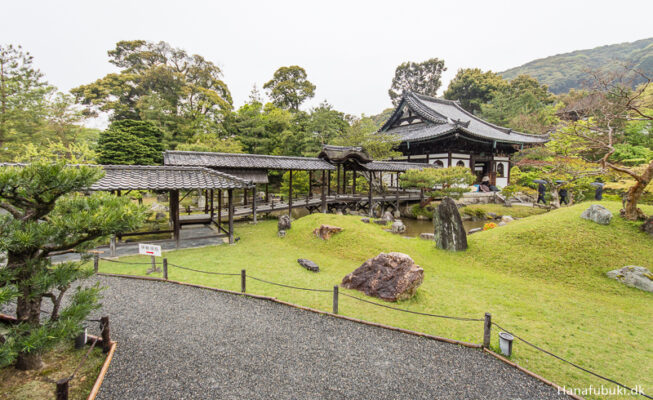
559, 187, 569, 205
537, 183, 547, 205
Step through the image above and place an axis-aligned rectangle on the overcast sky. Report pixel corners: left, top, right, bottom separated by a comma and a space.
3, 0, 652, 124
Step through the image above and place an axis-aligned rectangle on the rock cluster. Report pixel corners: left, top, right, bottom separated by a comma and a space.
581, 204, 613, 225
391, 220, 406, 234
433, 197, 467, 251
341, 252, 424, 301
278, 214, 291, 231
313, 224, 343, 240
606, 266, 653, 293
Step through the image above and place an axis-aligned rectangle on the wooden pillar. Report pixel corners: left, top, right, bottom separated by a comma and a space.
308, 171, 313, 198
204, 190, 209, 213
288, 169, 293, 217
217, 189, 222, 230
352, 171, 357, 195
265, 183, 269, 203
252, 184, 257, 224
336, 164, 341, 195
321, 170, 327, 213
243, 188, 248, 206
209, 189, 214, 222
170, 190, 180, 248
228, 189, 234, 244
328, 170, 332, 196
343, 166, 347, 195
396, 172, 400, 211
368, 172, 374, 217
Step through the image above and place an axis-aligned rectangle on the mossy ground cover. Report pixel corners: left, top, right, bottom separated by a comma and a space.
462, 203, 547, 219
96, 201, 652, 399
0, 340, 105, 400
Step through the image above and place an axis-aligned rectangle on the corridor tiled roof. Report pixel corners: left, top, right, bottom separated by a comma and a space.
164, 151, 336, 171
90, 165, 252, 191
362, 161, 437, 172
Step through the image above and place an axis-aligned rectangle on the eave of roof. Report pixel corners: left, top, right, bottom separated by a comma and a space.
380, 92, 549, 145
164, 151, 336, 171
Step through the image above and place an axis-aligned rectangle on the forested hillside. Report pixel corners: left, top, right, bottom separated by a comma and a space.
500, 38, 653, 93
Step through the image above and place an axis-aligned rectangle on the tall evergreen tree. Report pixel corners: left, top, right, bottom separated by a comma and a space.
263, 66, 316, 111
97, 120, 164, 165
0, 162, 147, 369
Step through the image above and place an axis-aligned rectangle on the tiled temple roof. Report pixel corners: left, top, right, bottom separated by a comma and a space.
164, 151, 335, 171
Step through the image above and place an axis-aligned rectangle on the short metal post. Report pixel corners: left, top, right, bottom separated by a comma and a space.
56, 379, 69, 400
332, 286, 339, 314
151, 255, 156, 271
93, 254, 99, 273
483, 312, 492, 348
110, 235, 116, 257
163, 258, 168, 280
241, 269, 246, 293
101, 316, 111, 353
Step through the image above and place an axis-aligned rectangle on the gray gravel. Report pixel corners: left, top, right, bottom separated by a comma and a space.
82, 276, 569, 399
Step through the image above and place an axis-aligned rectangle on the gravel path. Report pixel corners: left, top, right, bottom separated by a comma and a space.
82, 276, 566, 399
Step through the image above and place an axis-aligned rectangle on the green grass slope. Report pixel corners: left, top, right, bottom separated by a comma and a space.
500, 38, 653, 93
98, 201, 652, 399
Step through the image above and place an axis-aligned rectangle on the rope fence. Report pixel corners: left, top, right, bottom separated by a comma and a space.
92, 255, 651, 399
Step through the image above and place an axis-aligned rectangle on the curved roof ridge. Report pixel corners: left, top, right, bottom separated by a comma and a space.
164, 150, 324, 161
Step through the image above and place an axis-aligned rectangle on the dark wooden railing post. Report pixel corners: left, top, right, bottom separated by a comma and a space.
483, 312, 492, 348
288, 170, 293, 217
332, 285, 339, 314
241, 269, 246, 293
93, 254, 99, 273
56, 379, 69, 400
101, 316, 111, 353
163, 258, 168, 280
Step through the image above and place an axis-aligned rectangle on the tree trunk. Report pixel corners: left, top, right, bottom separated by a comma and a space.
621, 161, 653, 221
15, 292, 44, 370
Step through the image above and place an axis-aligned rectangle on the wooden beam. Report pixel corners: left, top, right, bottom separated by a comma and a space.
228, 189, 234, 244
288, 169, 293, 217
328, 170, 332, 196
265, 183, 269, 203
352, 170, 357, 195
243, 188, 248, 206
336, 164, 341, 194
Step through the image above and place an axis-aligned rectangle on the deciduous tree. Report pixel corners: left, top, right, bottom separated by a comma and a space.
443, 68, 508, 115
263, 66, 316, 111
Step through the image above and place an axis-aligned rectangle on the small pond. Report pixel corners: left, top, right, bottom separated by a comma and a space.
400, 218, 487, 237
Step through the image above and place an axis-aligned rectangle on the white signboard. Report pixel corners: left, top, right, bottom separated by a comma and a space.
139, 243, 162, 257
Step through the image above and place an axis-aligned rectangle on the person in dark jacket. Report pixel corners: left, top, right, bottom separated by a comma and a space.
537, 183, 546, 204
559, 188, 569, 205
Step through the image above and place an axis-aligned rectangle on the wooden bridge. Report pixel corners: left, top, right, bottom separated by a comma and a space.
179, 190, 424, 227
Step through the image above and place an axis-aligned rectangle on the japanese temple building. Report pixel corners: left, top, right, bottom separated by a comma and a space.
379, 92, 549, 187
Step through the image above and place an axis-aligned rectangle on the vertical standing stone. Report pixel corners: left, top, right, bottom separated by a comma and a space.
433, 197, 467, 251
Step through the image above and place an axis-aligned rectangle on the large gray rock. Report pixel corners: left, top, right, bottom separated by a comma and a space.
501, 215, 514, 223
419, 232, 434, 240
391, 220, 406, 234
313, 224, 343, 240
297, 259, 320, 272
606, 266, 653, 293
433, 197, 468, 251
641, 216, 653, 237
278, 214, 291, 231
383, 211, 394, 221
341, 252, 424, 301
581, 204, 613, 225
